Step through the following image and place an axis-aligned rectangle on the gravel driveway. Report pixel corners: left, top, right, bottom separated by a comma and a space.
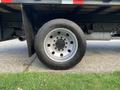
0, 39, 120, 73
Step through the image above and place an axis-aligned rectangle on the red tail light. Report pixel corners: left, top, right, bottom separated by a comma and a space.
1, 0, 12, 3
73, 0, 84, 4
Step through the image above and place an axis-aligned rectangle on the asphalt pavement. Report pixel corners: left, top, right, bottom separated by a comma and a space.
0, 39, 120, 73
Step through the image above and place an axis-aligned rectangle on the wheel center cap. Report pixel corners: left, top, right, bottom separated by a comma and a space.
55, 39, 65, 49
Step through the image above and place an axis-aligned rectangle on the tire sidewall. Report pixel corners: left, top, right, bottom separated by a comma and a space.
35, 19, 86, 69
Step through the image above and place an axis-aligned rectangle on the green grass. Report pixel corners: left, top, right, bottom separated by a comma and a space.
0, 72, 120, 90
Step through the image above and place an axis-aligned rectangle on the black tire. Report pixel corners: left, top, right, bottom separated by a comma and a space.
35, 19, 86, 70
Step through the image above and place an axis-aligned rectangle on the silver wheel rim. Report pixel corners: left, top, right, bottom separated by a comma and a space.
44, 28, 78, 62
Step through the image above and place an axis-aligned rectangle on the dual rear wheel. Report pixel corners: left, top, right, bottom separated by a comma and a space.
35, 19, 86, 70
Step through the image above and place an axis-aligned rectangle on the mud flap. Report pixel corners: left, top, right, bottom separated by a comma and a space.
21, 5, 35, 57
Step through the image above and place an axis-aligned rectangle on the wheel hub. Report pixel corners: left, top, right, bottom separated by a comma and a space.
44, 28, 78, 62
55, 39, 65, 50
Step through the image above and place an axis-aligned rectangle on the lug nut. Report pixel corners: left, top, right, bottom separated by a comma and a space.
58, 49, 60, 51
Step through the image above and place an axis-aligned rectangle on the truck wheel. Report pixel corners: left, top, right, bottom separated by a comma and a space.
35, 19, 86, 70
